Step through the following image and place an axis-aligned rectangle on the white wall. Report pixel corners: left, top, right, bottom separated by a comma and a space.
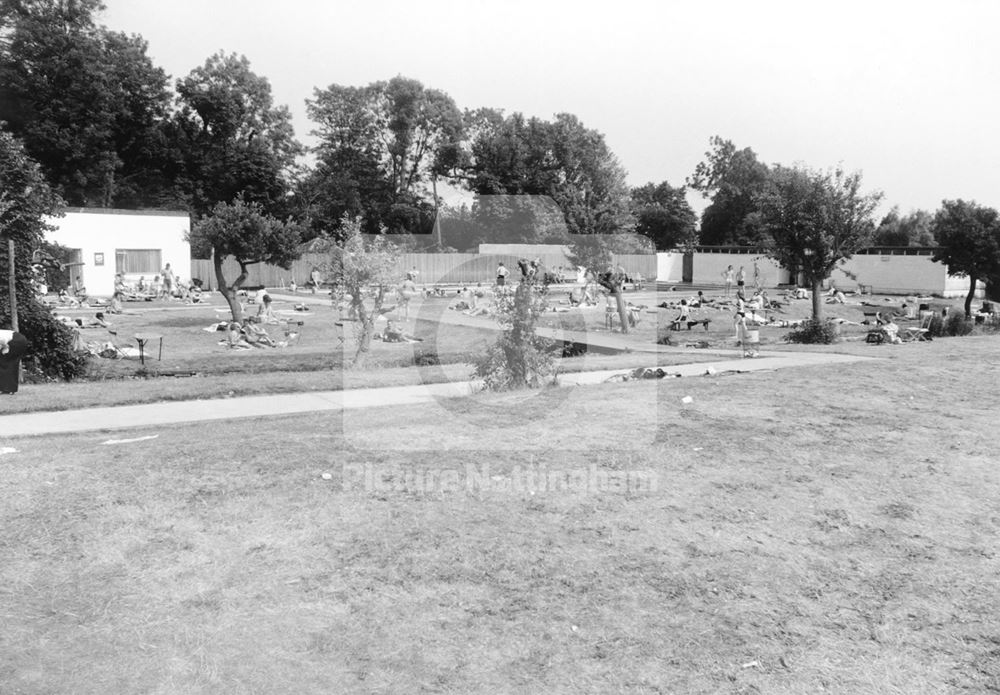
45, 209, 191, 297
691, 252, 786, 287
832, 253, 984, 297
656, 252, 685, 283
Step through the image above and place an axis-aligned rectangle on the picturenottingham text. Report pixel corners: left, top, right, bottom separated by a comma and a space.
342, 460, 659, 495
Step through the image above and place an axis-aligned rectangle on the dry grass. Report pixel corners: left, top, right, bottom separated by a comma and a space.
2, 334, 1000, 693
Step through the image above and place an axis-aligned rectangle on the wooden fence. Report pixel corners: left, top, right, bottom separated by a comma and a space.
191, 253, 657, 290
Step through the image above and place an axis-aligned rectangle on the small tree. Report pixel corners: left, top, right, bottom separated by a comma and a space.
191, 198, 301, 322
474, 261, 555, 390
568, 233, 651, 334
758, 166, 882, 320
328, 216, 401, 368
931, 200, 1000, 318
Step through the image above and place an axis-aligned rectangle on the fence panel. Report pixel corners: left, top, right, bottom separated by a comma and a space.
192, 250, 658, 290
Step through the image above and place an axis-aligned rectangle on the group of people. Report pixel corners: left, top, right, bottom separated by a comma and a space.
113, 263, 201, 302
721, 263, 764, 297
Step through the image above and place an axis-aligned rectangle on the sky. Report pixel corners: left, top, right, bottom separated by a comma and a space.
100, 0, 1000, 219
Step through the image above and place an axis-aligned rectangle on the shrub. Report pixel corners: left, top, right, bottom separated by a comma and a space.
784, 319, 839, 344
16, 302, 89, 382
928, 313, 974, 338
473, 282, 555, 390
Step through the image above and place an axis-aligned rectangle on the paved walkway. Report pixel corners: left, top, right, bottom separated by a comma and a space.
0, 351, 873, 438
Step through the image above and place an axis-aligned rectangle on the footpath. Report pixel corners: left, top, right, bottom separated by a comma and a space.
0, 350, 872, 438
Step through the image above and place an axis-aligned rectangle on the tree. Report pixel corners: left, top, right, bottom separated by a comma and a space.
687, 136, 771, 245
873, 207, 935, 246
461, 110, 633, 244
931, 200, 1000, 318
757, 166, 882, 320
191, 198, 302, 322
474, 261, 555, 390
567, 233, 652, 335
0, 131, 87, 379
306, 76, 464, 237
0, 0, 173, 207
169, 52, 301, 218
327, 216, 401, 368
631, 181, 697, 250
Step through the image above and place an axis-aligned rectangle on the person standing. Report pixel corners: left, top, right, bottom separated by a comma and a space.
736, 265, 746, 290
496, 262, 509, 287
310, 267, 323, 294
722, 265, 735, 297
161, 262, 175, 298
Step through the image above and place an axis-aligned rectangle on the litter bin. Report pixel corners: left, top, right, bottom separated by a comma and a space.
0, 331, 29, 394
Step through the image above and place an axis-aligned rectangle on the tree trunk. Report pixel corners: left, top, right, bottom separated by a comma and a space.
811, 278, 823, 322
614, 287, 629, 334
432, 175, 442, 248
214, 253, 245, 323
965, 276, 978, 318
352, 286, 386, 368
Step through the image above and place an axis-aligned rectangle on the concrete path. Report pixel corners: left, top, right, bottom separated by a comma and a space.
0, 350, 874, 438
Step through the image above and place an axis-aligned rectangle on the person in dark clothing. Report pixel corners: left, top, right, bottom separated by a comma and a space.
0, 331, 29, 394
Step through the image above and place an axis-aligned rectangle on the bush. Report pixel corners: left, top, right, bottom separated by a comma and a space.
473, 282, 555, 390
15, 302, 89, 382
784, 319, 839, 344
928, 313, 974, 338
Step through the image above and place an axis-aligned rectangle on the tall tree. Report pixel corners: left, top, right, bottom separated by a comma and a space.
0, 131, 86, 379
462, 110, 633, 243
631, 181, 697, 250
190, 198, 302, 322
757, 165, 882, 320
306, 76, 463, 237
687, 136, 771, 245
931, 200, 1000, 318
169, 52, 301, 218
873, 207, 935, 246
0, 0, 173, 207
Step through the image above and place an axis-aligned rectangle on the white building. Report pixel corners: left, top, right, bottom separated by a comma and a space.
44, 208, 191, 297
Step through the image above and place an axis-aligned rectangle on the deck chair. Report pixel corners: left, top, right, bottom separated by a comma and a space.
902, 313, 933, 342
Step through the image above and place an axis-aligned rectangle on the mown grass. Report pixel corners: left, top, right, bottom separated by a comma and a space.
2, 335, 999, 693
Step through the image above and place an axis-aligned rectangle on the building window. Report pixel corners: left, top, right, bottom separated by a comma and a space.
116, 249, 162, 274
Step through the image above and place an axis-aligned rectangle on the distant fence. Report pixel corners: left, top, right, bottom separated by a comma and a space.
192, 252, 657, 290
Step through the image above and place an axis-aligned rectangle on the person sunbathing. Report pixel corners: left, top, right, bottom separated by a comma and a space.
241, 318, 276, 347
256, 295, 280, 324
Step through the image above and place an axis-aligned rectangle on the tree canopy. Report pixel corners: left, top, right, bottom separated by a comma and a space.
931, 200, 1000, 317
305, 76, 463, 238
167, 52, 302, 218
631, 181, 697, 250
0, 0, 172, 207
191, 197, 302, 321
872, 207, 935, 246
461, 109, 633, 244
687, 136, 772, 245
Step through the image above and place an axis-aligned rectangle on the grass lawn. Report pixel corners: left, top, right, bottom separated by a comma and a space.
5, 293, 736, 415
2, 334, 999, 693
